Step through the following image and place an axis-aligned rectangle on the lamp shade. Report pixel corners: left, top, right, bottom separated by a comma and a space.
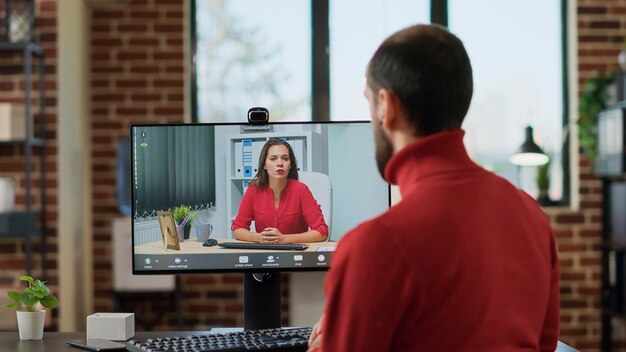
509, 126, 549, 166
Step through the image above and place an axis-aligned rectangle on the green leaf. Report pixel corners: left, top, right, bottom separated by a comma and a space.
5, 303, 19, 308
19, 276, 34, 283
577, 72, 614, 162
19, 293, 38, 310
24, 286, 43, 299
6, 291, 21, 303
40, 294, 59, 309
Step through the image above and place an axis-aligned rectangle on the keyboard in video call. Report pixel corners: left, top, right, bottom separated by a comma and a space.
126, 326, 312, 352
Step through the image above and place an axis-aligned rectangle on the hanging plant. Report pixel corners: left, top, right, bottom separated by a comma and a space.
577, 72, 614, 161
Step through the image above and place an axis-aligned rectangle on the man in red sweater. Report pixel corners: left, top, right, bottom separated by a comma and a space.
308, 24, 559, 351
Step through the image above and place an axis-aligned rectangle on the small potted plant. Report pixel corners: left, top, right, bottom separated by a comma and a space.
536, 155, 553, 206
577, 72, 614, 161
173, 204, 195, 240
5, 275, 58, 340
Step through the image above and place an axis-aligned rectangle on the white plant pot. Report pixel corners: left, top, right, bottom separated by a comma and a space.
16, 310, 45, 340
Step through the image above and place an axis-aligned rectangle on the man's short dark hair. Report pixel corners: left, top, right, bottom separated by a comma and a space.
367, 24, 473, 136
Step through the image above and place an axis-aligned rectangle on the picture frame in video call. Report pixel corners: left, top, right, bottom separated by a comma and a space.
131, 121, 390, 274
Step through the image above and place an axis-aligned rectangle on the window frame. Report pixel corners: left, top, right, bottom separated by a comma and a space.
190, 0, 570, 206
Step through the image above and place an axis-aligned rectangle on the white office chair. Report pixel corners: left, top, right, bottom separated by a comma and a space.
298, 171, 332, 236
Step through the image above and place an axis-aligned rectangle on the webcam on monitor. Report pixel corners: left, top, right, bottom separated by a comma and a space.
247, 107, 269, 124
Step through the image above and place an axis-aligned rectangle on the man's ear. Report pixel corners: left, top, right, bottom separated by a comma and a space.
378, 89, 400, 130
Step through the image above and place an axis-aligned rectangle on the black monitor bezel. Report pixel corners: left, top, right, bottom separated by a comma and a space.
130, 120, 391, 275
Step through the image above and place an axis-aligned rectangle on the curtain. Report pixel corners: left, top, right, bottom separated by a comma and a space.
133, 125, 216, 217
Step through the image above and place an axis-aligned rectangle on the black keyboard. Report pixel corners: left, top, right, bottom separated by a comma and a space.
126, 327, 312, 352
218, 242, 309, 251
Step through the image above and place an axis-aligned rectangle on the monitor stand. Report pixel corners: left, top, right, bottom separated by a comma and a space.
244, 273, 281, 330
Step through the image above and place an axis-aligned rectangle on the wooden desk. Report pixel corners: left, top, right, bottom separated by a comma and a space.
135, 239, 337, 255
0, 331, 208, 352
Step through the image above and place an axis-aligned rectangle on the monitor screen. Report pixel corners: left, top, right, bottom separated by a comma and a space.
131, 121, 390, 274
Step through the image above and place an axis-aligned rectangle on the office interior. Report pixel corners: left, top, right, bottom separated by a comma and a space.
0, 0, 624, 350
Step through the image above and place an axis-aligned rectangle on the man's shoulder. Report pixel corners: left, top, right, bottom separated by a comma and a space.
338, 215, 398, 253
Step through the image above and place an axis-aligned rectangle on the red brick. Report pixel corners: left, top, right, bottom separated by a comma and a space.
589, 21, 621, 29
186, 276, 218, 285
154, 25, 183, 32
579, 229, 601, 238
578, 6, 607, 14
36, 17, 57, 28
555, 214, 585, 224
132, 94, 161, 101
91, 25, 110, 33
40, 1, 56, 12
118, 24, 148, 32
188, 304, 219, 313
554, 229, 574, 238
168, 94, 184, 102
579, 35, 609, 42
0, 82, 15, 91
579, 63, 609, 72
117, 52, 148, 61
93, 67, 124, 74
129, 38, 160, 46
154, 52, 183, 60
93, 94, 125, 102
561, 272, 586, 281
155, 0, 183, 4
560, 328, 588, 336
117, 108, 148, 115
558, 243, 589, 252
92, 39, 123, 46
166, 38, 183, 46
92, 10, 124, 19
561, 299, 588, 309
130, 66, 160, 74
154, 80, 183, 88
116, 80, 147, 88
129, 10, 160, 19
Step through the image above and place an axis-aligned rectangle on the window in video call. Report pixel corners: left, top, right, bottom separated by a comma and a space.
131, 121, 390, 273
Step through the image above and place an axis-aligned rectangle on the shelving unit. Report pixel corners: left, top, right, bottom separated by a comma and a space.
225, 131, 327, 236
0, 41, 47, 278
598, 100, 626, 351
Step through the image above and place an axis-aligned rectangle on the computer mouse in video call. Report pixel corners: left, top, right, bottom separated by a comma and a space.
203, 239, 218, 247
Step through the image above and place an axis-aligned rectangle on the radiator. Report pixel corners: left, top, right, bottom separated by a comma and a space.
133, 218, 161, 245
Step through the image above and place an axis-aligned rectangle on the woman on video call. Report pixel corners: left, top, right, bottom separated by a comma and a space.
231, 138, 329, 243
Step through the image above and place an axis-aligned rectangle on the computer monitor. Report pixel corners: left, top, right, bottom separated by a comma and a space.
130, 121, 390, 329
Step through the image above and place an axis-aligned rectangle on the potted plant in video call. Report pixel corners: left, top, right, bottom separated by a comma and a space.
5, 275, 58, 340
173, 204, 195, 240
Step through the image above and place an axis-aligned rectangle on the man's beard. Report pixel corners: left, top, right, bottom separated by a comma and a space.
374, 122, 393, 179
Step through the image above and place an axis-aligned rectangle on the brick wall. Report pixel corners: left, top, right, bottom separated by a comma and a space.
1, 0, 625, 348
89, 0, 275, 329
555, 1, 626, 350
0, 0, 58, 330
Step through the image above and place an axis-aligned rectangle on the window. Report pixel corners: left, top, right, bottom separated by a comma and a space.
330, 0, 429, 120
192, 0, 568, 204
194, 0, 311, 122
449, 0, 566, 202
